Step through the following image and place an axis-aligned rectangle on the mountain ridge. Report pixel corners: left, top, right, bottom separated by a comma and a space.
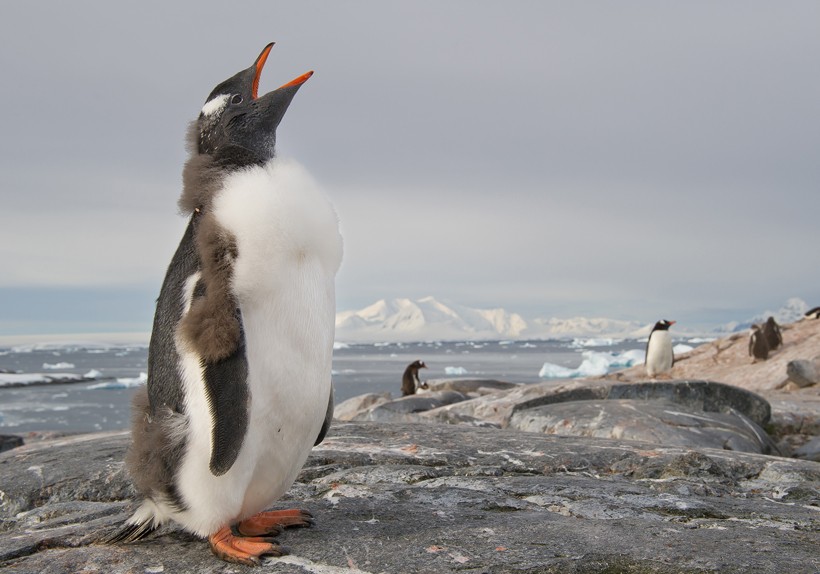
335, 296, 810, 343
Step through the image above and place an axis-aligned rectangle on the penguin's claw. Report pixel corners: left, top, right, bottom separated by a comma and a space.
236, 508, 315, 537
209, 526, 287, 566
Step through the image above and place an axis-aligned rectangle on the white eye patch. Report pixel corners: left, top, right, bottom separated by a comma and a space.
201, 94, 229, 117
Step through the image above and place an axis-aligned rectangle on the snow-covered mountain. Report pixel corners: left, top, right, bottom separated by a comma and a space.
719, 297, 810, 333
524, 316, 646, 340
335, 297, 642, 343
335, 296, 812, 343
335, 297, 526, 342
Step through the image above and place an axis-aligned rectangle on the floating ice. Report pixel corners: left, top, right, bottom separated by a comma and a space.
0, 373, 86, 387
84, 369, 103, 378
445, 366, 469, 375
86, 372, 147, 390
333, 341, 350, 350
673, 344, 694, 354
571, 337, 617, 348
43, 362, 75, 370
539, 349, 645, 379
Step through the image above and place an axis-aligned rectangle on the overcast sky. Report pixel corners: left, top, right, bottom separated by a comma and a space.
1, 1, 818, 337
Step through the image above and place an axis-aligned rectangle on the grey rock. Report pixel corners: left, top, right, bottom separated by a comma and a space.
787, 359, 819, 388
513, 380, 772, 428
0, 434, 23, 453
509, 399, 779, 455
354, 391, 469, 422
425, 379, 772, 431
424, 378, 520, 395
793, 436, 820, 462
1, 423, 819, 573
335, 380, 520, 422
333, 392, 392, 421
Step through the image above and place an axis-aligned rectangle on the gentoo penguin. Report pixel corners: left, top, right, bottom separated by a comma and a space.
401, 360, 427, 396
805, 306, 820, 320
645, 319, 675, 377
762, 316, 783, 351
109, 44, 342, 566
749, 324, 769, 361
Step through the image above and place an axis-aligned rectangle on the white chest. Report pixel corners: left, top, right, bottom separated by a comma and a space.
646, 331, 673, 375
172, 158, 342, 535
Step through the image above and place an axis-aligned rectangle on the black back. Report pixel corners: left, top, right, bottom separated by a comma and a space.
147, 212, 250, 476
147, 215, 201, 416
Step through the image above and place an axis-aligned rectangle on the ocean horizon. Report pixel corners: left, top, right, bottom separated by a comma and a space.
0, 336, 703, 435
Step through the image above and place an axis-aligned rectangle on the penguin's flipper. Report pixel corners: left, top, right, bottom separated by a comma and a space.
314, 386, 334, 446
203, 331, 250, 476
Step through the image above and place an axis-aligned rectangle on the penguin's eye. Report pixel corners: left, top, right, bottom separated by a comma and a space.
231, 94, 243, 105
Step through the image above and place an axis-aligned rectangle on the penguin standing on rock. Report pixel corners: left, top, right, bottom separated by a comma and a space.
108, 44, 342, 566
645, 320, 675, 378
401, 360, 427, 396
749, 324, 769, 362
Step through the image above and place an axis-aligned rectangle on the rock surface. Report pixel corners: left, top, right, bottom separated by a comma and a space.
1, 423, 819, 573
786, 359, 820, 388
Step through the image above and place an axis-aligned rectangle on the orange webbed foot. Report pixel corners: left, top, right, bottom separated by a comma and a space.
236, 508, 315, 537
208, 525, 286, 566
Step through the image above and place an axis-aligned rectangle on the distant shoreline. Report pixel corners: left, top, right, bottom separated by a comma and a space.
0, 332, 151, 348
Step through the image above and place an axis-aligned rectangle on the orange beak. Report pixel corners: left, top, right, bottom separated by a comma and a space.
252, 42, 313, 99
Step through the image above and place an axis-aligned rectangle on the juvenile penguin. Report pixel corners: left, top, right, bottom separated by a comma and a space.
110, 44, 342, 566
645, 319, 675, 377
401, 360, 428, 396
749, 324, 769, 361
762, 316, 783, 351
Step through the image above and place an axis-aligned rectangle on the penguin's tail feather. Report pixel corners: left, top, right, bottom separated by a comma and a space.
103, 519, 157, 544
101, 499, 164, 544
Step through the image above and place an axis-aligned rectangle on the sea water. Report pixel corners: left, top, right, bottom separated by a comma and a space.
0, 338, 652, 434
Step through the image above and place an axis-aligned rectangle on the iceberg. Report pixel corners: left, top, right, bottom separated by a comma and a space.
539, 349, 645, 379
43, 362, 76, 370
570, 338, 616, 348
0, 372, 87, 387
86, 372, 147, 390
445, 366, 469, 375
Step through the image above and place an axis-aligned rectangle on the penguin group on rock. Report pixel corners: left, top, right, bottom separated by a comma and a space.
109, 44, 342, 566
748, 316, 784, 362
401, 359, 428, 396
645, 319, 675, 378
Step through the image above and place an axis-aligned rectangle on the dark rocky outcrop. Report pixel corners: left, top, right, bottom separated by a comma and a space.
1, 423, 819, 573
0, 435, 23, 453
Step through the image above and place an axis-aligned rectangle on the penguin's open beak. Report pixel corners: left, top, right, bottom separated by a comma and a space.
251, 42, 313, 100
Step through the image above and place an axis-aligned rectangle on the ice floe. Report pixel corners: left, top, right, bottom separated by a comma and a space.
539, 349, 645, 379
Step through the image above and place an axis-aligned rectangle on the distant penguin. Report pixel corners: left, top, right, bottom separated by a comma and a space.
749, 324, 769, 361
805, 306, 820, 320
645, 319, 675, 377
109, 44, 342, 566
401, 360, 428, 396
762, 316, 783, 351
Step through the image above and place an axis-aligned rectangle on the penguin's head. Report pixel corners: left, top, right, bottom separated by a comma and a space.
409, 360, 427, 370
195, 43, 312, 166
652, 319, 676, 332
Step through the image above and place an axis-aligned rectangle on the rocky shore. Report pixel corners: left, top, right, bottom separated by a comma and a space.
0, 318, 818, 573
